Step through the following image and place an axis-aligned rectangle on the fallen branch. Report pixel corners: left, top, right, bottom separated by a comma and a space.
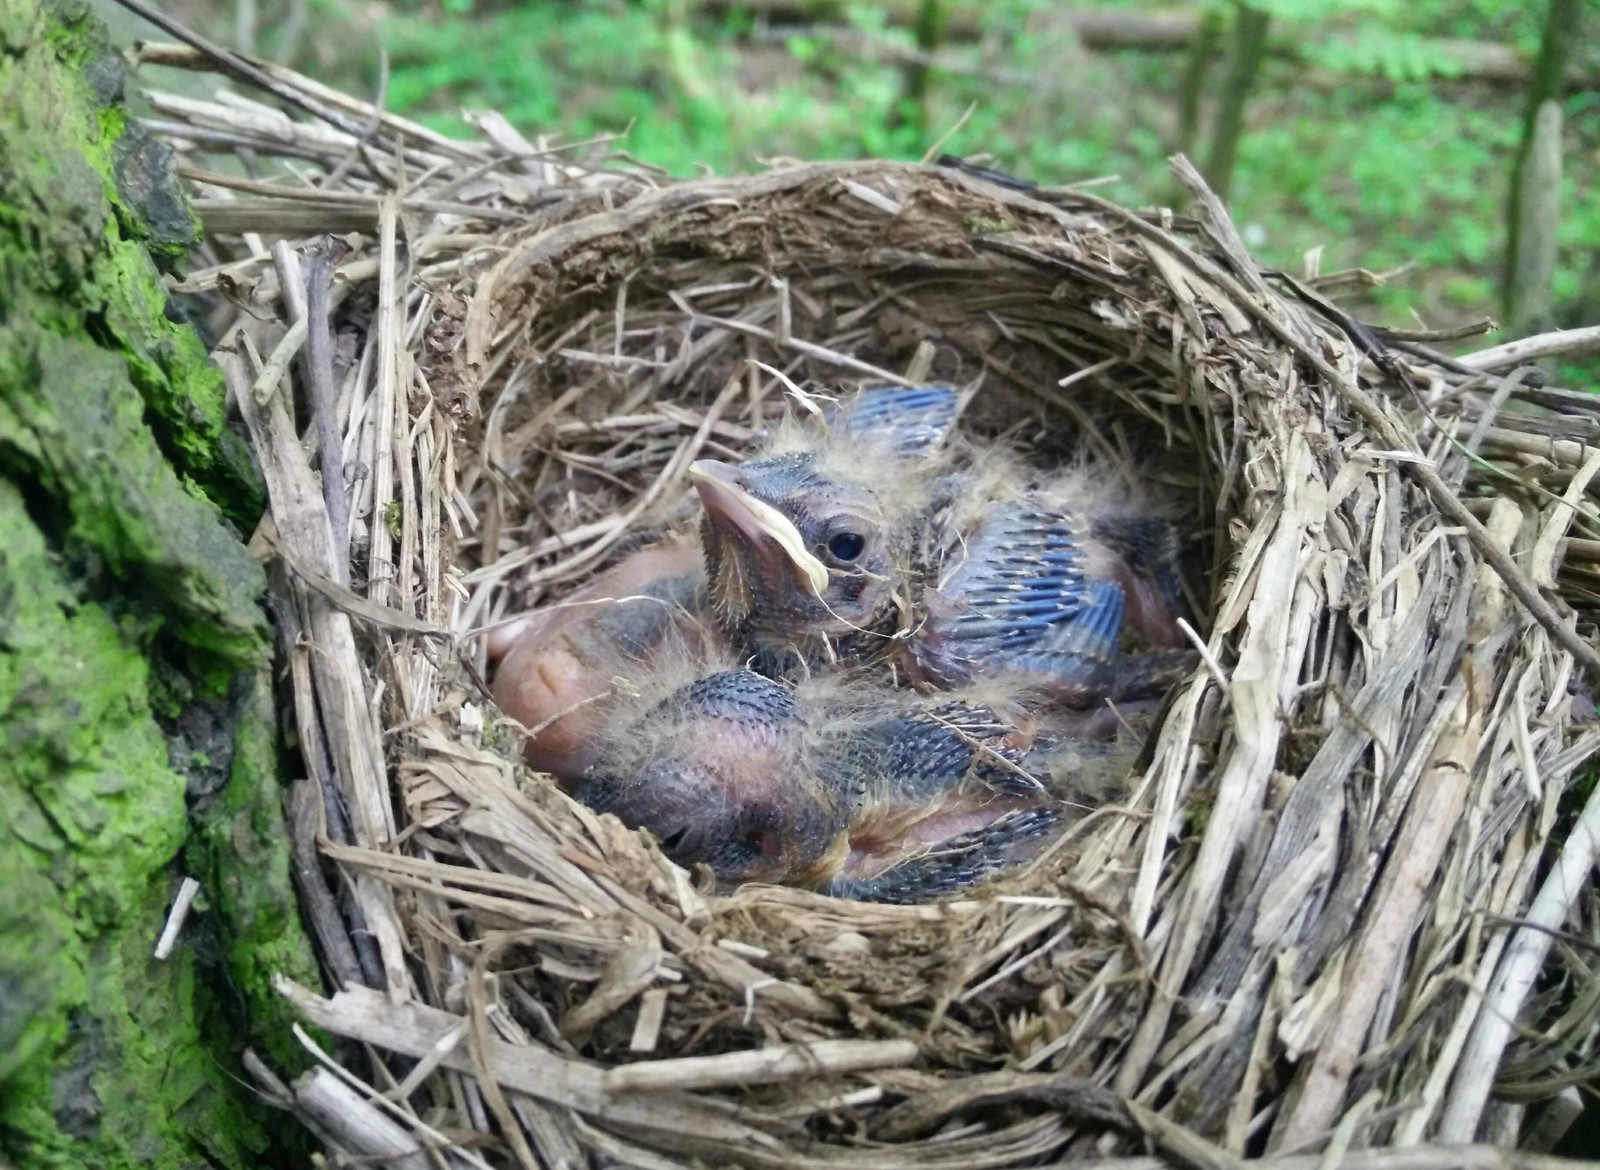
1461, 324, 1600, 372
698, 1, 1600, 89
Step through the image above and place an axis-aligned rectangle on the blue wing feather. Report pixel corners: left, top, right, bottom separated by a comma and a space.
831, 385, 960, 455
1040, 577, 1124, 659
861, 708, 1020, 801
821, 807, 1062, 903
935, 501, 1118, 655
912, 494, 1131, 690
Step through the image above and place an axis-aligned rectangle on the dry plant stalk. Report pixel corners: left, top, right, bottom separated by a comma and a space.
133, 36, 1600, 1170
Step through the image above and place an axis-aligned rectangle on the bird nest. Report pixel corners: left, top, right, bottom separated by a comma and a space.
139, 38, 1600, 1170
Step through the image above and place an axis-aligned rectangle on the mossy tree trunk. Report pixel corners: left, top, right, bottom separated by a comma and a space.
0, 1, 320, 1166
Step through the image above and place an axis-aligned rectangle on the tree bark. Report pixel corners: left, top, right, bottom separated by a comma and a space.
0, 0, 319, 1166
890, 0, 948, 141
1202, 2, 1270, 207
1501, 0, 1583, 325
1176, 7, 1225, 157
1506, 100, 1563, 332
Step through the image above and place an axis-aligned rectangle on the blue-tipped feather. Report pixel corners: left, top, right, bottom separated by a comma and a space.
935, 502, 1125, 658
821, 807, 1062, 904
830, 385, 960, 455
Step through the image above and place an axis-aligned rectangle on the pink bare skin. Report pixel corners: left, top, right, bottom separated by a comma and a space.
489, 537, 708, 782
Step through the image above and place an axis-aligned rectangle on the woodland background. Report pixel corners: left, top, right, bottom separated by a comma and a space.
105, 0, 1600, 375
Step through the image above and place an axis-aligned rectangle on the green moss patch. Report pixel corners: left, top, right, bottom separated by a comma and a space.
0, 0, 318, 1164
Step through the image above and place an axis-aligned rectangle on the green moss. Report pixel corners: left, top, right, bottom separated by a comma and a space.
4, 0, 261, 534
187, 672, 322, 1079
964, 212, 1014, 235
0, 481, 272, 1170
0, 0, 317, 1164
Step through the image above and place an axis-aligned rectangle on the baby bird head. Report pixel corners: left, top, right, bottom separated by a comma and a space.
690, 452, 891, 645
573, 669, 846, 885
690, 438, 950, 669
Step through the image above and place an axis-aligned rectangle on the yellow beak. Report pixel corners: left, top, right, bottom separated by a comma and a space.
689, 460, 831, 598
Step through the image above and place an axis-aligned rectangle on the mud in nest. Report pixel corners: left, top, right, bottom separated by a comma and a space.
140, 39, 1600, 1170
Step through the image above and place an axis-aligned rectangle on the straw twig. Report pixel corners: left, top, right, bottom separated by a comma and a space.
1461, 324, 1600, 371
112, 0, 403, 151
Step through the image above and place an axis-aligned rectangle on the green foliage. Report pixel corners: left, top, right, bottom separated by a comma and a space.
381, 2, 736, 165
365, 0, 1594, 333
1245, 0, 1401, 24
1228, 83, 1519, 305
1313, 29, 1469, 81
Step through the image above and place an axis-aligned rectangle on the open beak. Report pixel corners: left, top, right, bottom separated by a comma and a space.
689, 460, 830, 598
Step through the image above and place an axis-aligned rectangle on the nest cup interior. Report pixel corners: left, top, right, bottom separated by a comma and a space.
447, 169, 1244, 1055
445, 169, 1221, 1037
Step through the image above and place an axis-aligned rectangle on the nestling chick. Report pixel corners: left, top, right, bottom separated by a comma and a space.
487, 388, 961, 780
690, 385, 1195, 703
690, 386, 963, 677
489, 536, 713, 782
907, 466, 1196, 702
573, 667, 1133, 903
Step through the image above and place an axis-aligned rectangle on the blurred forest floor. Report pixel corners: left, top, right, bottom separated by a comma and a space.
101, 0, 1600, 383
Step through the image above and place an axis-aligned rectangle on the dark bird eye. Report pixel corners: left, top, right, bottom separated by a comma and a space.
659, 825, 702, 859
828, 532, 865, 562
